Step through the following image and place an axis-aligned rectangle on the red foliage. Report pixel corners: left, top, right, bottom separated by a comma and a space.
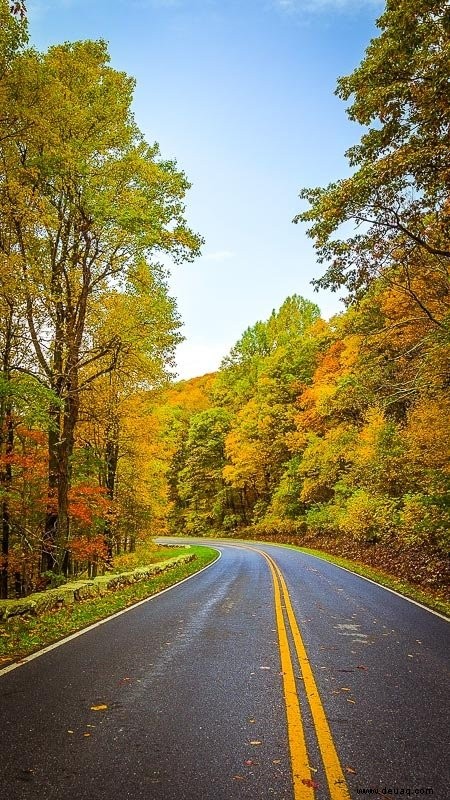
69, 484, 110, 527
68, 535, 108, 562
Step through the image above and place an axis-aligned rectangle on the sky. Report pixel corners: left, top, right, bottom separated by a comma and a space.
27, 0, 383, 379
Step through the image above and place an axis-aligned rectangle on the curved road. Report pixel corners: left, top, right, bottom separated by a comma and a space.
0, 541, 448, 799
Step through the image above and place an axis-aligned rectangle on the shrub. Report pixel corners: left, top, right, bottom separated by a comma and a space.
400, 493, 450, 552
339, 490, 398, 543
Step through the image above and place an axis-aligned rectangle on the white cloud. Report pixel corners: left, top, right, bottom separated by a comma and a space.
203, 250, 236, 262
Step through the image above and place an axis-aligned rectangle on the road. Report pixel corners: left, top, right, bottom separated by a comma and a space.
0, 541, 449, 800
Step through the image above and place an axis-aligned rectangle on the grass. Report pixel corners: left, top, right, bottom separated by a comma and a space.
0, 544, 219, 665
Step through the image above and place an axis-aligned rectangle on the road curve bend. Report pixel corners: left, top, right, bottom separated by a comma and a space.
0, 541, 448, 800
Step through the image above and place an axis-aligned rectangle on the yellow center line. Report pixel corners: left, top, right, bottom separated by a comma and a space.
260, 548, 351, 800
263, 553, 315, 800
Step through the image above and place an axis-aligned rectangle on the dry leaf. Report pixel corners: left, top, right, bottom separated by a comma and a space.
301, 778, 320, 789
345, 766, 357, 774
250, 740, 262, 745
90, 704, 108, 711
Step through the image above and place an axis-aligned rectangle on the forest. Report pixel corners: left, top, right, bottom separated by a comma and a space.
0, 0, 449, 599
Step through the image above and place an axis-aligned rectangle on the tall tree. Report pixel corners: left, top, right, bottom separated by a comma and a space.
295, 0, 450, 323
0, 36, 201, 572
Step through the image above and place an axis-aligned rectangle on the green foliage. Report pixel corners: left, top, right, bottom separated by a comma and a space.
304, 504, 340, 538
338, 490, 398, 544
295, 0, 450, 317
400, 493, 450, 551
0, 20, 201, 591
177, 408, 231, 533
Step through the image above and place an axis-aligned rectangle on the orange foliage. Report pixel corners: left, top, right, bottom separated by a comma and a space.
68, 535, 108, 562
69, 484, 110, 527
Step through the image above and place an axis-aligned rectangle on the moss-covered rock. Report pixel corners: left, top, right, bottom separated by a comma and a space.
0, 552, 196, 620
0, 598, 36, 621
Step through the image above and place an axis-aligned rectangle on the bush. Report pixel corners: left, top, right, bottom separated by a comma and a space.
400, 493, 450, 552
305, 503, 340, 537
339, 490, 398, 543
233, 518, 307, 543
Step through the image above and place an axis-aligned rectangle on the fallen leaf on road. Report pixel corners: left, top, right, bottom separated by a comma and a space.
90, 704, 108, 711
346, 699, 356, 704
302, 778, 320, 788
83, 733, 91, 737
249, 740, 262, 745
341, 687, 351, 691
67, 730, 74, 734
345, 767, 357, 774
233, 775, 245, 781
272, 760, 281, 764
357, 665, 368, 670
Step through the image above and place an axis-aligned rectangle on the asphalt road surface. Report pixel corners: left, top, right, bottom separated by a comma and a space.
1, 541, 449, 800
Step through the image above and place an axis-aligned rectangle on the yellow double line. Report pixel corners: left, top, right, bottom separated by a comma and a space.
256, 548, 351, 800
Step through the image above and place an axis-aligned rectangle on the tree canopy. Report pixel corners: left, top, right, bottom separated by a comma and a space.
295, 0, 449, 327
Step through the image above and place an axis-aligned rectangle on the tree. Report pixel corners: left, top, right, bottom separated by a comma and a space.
0, 36, 201, 573
78, 263, 182, 558
295, 0, 450, 324
9, 2, 26, 19
177, 408, 231, 534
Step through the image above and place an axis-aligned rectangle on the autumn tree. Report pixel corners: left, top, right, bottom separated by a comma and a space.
0, 34, 201, 574
217, 296, 322, 523
295, 0, 450, 325
177, 408, 231, 534
78, 262, 182, 558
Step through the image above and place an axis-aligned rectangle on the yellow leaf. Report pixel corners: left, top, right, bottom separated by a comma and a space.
90, 704, 108, 711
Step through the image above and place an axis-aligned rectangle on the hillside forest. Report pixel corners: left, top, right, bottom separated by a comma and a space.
0, 1, 449, 599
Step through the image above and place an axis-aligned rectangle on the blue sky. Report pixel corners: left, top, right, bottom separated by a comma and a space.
28, 0, 383, 378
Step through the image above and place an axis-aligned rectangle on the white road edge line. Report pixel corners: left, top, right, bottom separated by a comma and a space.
204, 539, 449, 623
306, 556, 450, 622
254, 541, 449, 622
0, 549, 222, 679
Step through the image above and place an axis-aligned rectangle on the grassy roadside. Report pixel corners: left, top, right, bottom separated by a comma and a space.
225, 536, 449, 618
0, 545, 219, 666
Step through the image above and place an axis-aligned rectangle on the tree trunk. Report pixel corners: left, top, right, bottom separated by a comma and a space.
104, 417, 119, 560
42, 405, 60, 573
0, 413, 13, 599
